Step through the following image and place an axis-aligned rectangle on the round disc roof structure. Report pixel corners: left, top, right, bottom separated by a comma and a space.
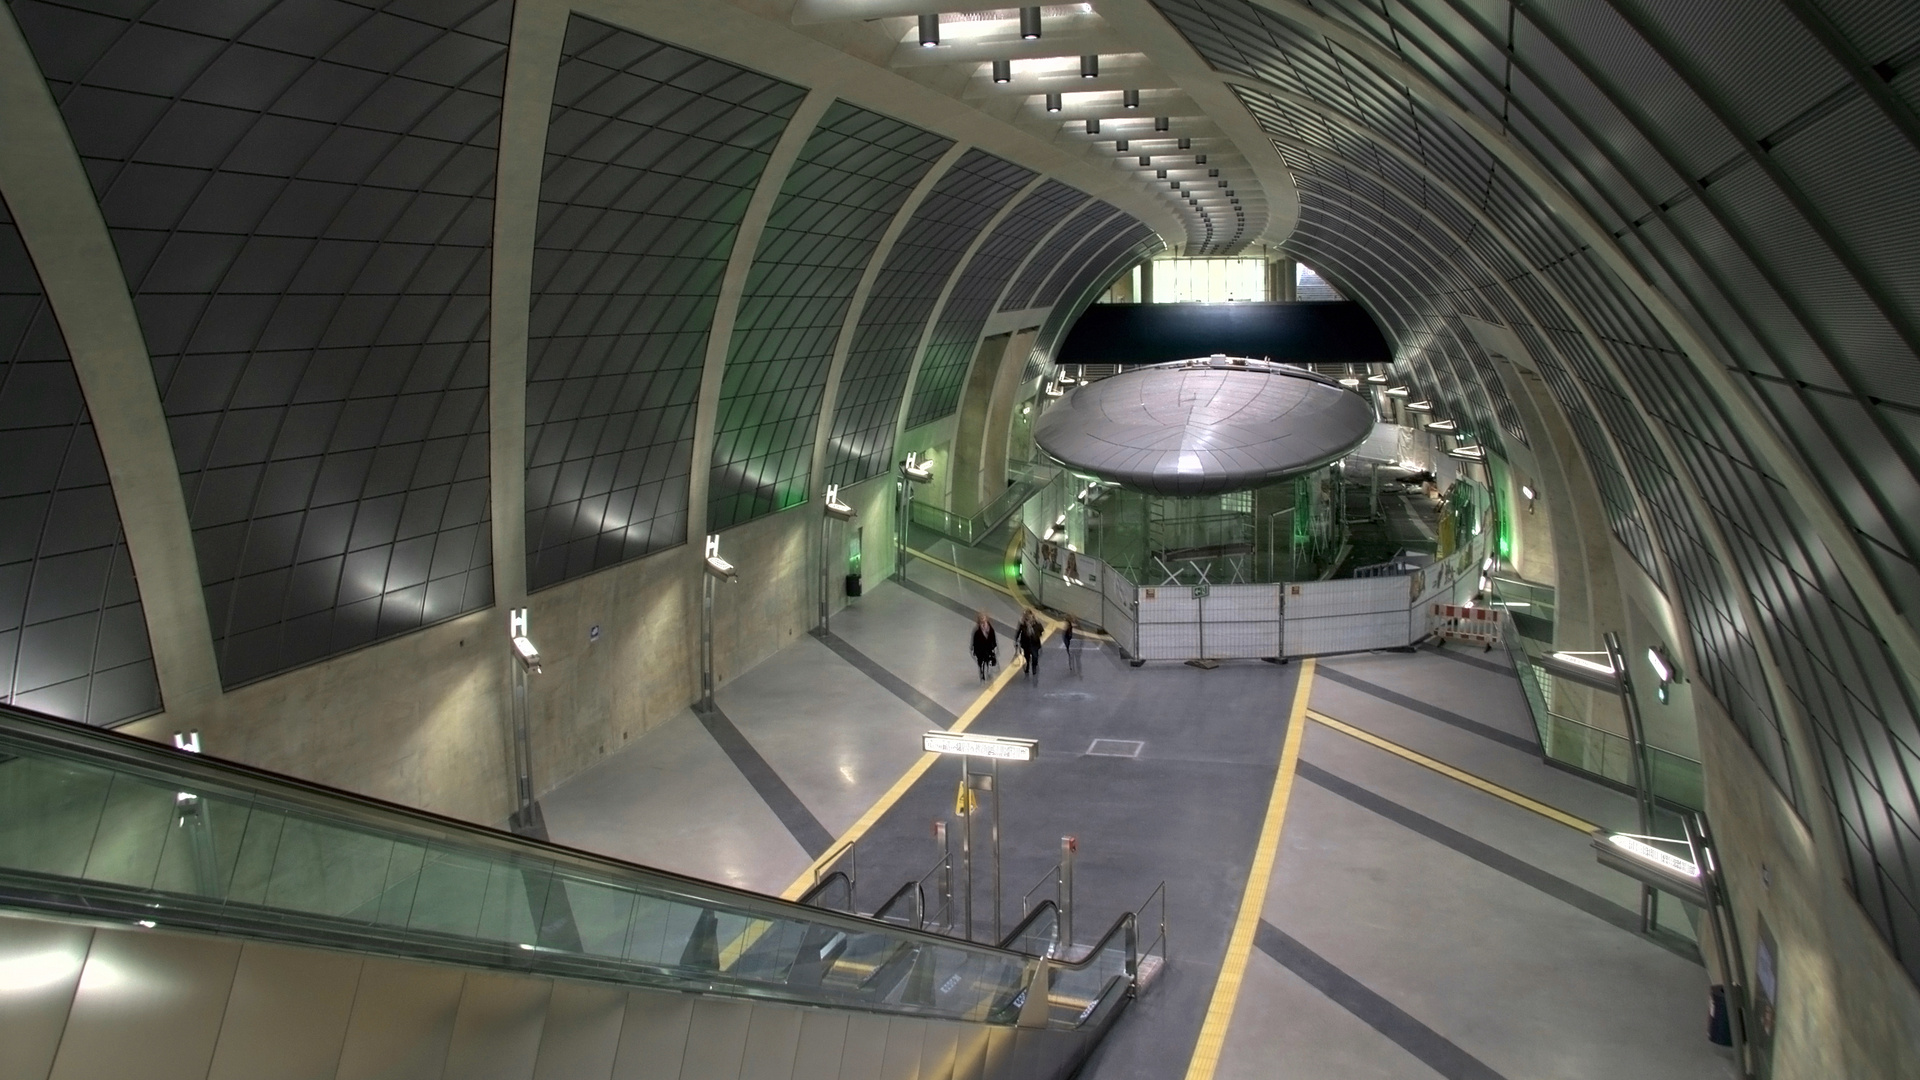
1033, 356, 1374, 496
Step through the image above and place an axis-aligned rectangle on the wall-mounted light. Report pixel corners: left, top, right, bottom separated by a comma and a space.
1385, 385, 1410, 396
1405, 399, 1432, 411
1551, 651, 1616, 677
1153, 116, 1170, 131
1020, 5, 1042, 39
173, 730, 201, 753
509, 607, 542, 673
1338, 377, 1361, 387
703, 534, 738, 582
992, 59, 1011, 83
1080, 54, 1099, 78
918, 13, 940, 47
1045, 92, 1062, 112
1365, 373, 1388, 383
1122, 89, 1139, 108
901, 451, 933, 484
823, 483, 855, 521
1085, 118, 1100, 134
1426, 418, 1458, 431
1647, 645, 1679, 703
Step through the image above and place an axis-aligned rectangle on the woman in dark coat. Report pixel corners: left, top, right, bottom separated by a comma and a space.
1016, 611, 1043, 681
970, 612, 998, 680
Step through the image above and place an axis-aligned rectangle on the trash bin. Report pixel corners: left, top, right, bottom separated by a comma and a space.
845, 574, 862, 598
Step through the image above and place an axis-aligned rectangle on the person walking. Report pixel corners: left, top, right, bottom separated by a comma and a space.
1016, 611, 1043, 681
970, 612, 998, 681
1063, 616, 1081, 675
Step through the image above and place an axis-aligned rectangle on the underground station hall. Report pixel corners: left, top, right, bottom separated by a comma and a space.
3, 1, 1920, 1078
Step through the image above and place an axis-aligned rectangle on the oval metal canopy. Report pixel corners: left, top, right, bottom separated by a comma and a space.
1033, 356, 1375, 495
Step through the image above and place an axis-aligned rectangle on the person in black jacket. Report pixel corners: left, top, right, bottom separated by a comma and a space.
970, 612, 998, 680
1063, 616, 1080, 675
1016, 611, 1043, 681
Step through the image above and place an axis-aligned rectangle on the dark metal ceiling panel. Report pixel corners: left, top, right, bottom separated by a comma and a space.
11, 0, 510, 687
824, 149, 1034, 489
705, 101, 951, 531
905, 179, 1086, 429
1031, 211, 1134, 310
0, 195, 161, 726
525, 16, 804, 590
998, 200, 1114, 312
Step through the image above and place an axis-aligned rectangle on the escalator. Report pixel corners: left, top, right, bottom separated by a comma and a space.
0, 704, 1136, 1079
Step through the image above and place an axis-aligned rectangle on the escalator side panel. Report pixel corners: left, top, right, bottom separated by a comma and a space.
207, 940, 361, 1080
610, 991, 694, 1078
528, 982, 624, 1080
0, 917, 90, 1080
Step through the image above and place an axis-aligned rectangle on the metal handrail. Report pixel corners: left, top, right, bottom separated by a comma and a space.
869, 878, 923, 929
1020, 862, 1062, 916
999, 898, 1063, 955
799, 872, 854, 912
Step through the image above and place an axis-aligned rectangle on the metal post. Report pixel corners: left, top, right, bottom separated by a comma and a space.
1605, 630, 1657, 931
1196, 589, 1205, 661
701, 571, 715, 712
511, 657, 533, 815
1060, 835, 1076, 956
960, 758, 974, 941
990, 760, 1002, 942
935, 819, 951, 929
819, 512, 830, 633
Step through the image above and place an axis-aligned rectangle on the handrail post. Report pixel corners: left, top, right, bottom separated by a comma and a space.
1060, 835, 1076, 956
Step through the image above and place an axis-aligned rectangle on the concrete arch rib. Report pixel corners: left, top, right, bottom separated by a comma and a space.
487, 0, 571, 611
685, 90, 837, 546
0, 5, 221, 715
808, 142, 972, 504
1237, 0, 1920, 701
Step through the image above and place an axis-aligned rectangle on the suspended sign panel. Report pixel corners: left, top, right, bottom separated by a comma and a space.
1284, 577, 1412, 656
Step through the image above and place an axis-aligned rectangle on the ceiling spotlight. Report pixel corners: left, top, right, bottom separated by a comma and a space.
1170, 178, 1179, 188
1086, 117, 1100, 134
992, 59, 1011, 83
1139, 155, 1151, 166
1045, 92, 1062, 112
1218, 179, 1228, 187
1208, 168, 1219, 177
1081, 54, 1099, 79
1157, 169, 1168, 178
918, 13, 939, 47
1195, 154, 1207, 165
1154, 116, 1169, 131
1020, 6, 1041, 39
1116, 138, 1129, 152
1177, 137, 1191, 150
1123, 89, 1140, 109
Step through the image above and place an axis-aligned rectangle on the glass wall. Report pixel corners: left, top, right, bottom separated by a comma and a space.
1294, 262, 1343, 300
1150, 257, 1267, 303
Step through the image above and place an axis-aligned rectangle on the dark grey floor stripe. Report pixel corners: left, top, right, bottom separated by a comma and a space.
1425, 643, 1514, 677
694, 704, 834, 858
897, 573, 1014, 637
1297, 761, 1701, 965
814, 629, 958, 728
1255, 920, 1510, 1080
1315, 667, 1539, 754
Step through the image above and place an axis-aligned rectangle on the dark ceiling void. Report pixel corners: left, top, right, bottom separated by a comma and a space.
1056, 300, 1391, 366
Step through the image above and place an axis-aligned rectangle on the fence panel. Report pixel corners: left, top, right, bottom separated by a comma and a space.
1284, 577, 1412, 656
1200, 584, 1282, 659
1135, 586, 1201, 660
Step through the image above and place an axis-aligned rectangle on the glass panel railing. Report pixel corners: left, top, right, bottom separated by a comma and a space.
0, 706, 1049, 1025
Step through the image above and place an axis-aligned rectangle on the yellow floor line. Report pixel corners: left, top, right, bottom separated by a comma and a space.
1183, 658, 1317, 1080
779, 617, 1058, 902
911, 549, 1019, 600
1306, 709, 1598, 834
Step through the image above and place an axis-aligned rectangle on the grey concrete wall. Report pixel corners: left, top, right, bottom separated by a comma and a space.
1696, 690, 1920, 1079
123, 471, 896, 825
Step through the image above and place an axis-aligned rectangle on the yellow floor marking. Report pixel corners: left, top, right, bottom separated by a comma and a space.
779, 617, 1058, 901
1183, 658, 1317, 1080
1306, 709, 1598, 834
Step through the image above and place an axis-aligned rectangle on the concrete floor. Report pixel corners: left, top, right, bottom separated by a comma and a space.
540, 562, 1736, 1079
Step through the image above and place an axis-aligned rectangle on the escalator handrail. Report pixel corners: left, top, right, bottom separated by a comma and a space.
798, 872, 853, 911
868, 879, 923, 929
1000, 899, 1141, 977
0, 704, 1044, 962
